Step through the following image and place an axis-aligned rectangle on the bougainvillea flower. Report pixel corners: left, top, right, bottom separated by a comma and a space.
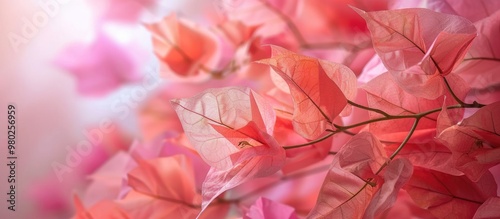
216, 20, 257, 47
404, 167, 497, 219
122, 156, 203, 218
41, 1, 500, 219
244, 197, 299, 219
54, 30, 144, 97
89, 0, 158, 23
72, 195, 129, 219
258, 46, 356, 139
221, 0, 302, 38
146, 14, 221, 80
473, 197, 500, 219
455, 11, 500, 104
438, 101, 500, 181
362, 72, 468, 142
427, 0, 500, 22
171, 86, 277, 169
307, 132, 413, 218
171, 87, 286, 213
355, 7, 476, 99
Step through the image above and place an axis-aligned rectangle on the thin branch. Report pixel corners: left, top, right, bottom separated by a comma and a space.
283, 132, 336, 149
443, 77, 486, 107
348, 100, 390, 117
341, 118, 420, 206
333, 116, 405, 131
442, 76, 466, 106
284, 103, 483, 150
463, 57, 500, 62
388, 118, 419, 160
333, 104, 479, 132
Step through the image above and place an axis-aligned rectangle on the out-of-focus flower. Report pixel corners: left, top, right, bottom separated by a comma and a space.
54, 30, 144, 97
146, 14, 221, 81
89, 0, 158, 23
244, 197, 299, 219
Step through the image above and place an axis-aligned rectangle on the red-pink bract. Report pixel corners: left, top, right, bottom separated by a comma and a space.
355, 7, 476, 99
258, 46, 356, 139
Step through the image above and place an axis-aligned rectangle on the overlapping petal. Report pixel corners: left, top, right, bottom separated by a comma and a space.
258, 46, 356, 139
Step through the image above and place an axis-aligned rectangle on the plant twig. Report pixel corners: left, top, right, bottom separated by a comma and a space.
348, 100, 390, 117
283, 103, 483, 150
283, 132, 336, 149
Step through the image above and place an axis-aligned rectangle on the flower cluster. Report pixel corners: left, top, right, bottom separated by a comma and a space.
51, 0, 500, 218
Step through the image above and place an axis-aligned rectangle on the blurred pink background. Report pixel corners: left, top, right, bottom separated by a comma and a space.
0, 1, 214, 218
